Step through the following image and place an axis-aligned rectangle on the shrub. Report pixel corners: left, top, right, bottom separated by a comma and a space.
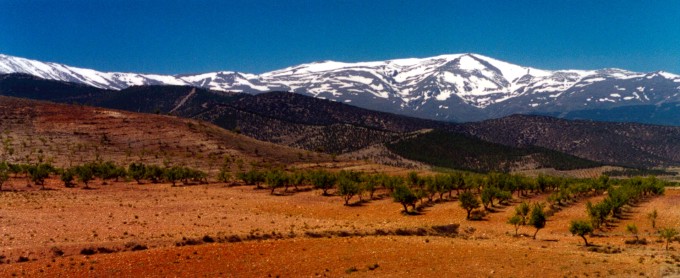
648, 209, 658, 229
626, 224, 639, 241
431, 224, 460, 235
80, 248, 96, 255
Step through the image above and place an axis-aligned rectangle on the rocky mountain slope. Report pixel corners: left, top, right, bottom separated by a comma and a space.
3, 53, 680, 123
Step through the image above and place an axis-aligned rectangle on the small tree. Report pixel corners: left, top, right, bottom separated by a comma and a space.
529, 203, 547, 239
480, 186, 497, 210
238, 169, 266, 188
586, 201, 611, 229
459, 191, 481, 220
569, 220, 593, 246
144, 165, 164, 183
128, 163, 146, 184
626, 224, 639, 241
265, 169, 287, 195
60, 168, 76, 188
392, 184, 417, 213
163, 166, 182, 186
289, 171, 306, 191
659, 227, 679, 251
362, 174, 380, 200
337, 174, 361, 205
0, 161, 9, 191
76, 164, 94, 189
28, 163, 53, 188
217, 167, 232, 184
647, 209, 658, 229
508, 215, 522, 236
309, 170, 336, 196
515, 202, 530, 225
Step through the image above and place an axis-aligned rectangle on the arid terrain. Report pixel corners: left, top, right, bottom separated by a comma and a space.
1, 176, 679, 277
1, 96, 680, 278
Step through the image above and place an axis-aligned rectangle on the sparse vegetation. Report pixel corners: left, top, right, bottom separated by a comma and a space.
648, 209, 658, 229
659, 227, 679, 251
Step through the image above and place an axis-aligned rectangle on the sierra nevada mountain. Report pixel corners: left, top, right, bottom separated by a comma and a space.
2, 53, 679, 122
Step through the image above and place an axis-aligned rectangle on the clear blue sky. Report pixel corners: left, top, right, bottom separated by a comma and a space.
1, 0, 679, 75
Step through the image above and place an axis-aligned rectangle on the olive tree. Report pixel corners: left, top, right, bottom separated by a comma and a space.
163, 166, 182, 186
569, 220, 593, 246
75, 164, 94, 189
392, 184, 417, 213
28, 163, 53, 188
508, 215, 522, 236
515, 202, 530, 225
337, 174, 361, 205
529, 203, 547, 239
288, 171, 306, 191
60, 168, 76, 188
309, 170, 336, 196
128, 162, 146, 184
459, 191, 481, 220
265, 169, 288, 195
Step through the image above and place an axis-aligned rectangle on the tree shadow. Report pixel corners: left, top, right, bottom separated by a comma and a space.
346, 201, 366, 207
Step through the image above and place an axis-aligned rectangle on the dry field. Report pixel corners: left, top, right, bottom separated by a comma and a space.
1, 176, 679, 277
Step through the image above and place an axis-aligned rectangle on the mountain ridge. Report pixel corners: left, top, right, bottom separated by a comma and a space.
3, 53, 679, 123
3, 74, 680, 168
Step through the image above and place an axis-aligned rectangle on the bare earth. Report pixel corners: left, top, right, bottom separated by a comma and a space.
1, 178, 679, 277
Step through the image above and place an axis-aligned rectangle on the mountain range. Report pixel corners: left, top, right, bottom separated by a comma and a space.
3, 73, 680, 170
2, 53, 680, 123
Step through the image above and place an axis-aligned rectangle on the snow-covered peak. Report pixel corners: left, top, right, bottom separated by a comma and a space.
0, 54, 191, 89
2, 52, 680, 121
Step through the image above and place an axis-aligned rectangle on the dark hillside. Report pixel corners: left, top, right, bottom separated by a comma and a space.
387, 130, 601, 172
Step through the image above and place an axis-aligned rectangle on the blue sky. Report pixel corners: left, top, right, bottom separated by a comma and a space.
1, 0, 679, 74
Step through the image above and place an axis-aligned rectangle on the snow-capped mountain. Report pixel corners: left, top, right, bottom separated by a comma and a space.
2, 53, 680, 122
0, 54, 191, 90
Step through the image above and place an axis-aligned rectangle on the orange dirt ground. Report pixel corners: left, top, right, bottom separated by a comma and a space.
1, 178, 679, 277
